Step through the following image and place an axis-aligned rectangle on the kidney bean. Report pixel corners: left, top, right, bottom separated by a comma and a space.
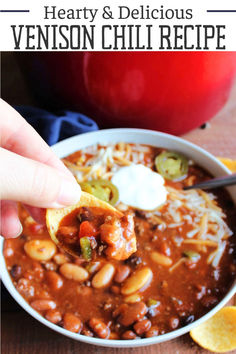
109, 332, 119, 340
201, 295, 218, 308
113, 304, 127, 318
116, 302, 147, 326
31, 299, 57, 311
46, 309, 62, 324
81, 327, 94, 337
134, 319, 151, 335
121, 330, 137, 340
114, 265, 130, 283
145, 326, 159, 338
63, 313, 82, 333
89, 318, 110, 339
46, 271, 63, 291
169, 316, 179, 329
10, 264, 22, 279
16, 278, 34, 298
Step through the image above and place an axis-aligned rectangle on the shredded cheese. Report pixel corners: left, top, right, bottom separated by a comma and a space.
64, 143, 233, 268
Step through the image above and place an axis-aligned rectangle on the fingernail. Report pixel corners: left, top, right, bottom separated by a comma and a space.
12, 223, 23, 238
55, 180, 81, 207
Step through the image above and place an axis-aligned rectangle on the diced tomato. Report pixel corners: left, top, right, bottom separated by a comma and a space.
78, 221, 98, 239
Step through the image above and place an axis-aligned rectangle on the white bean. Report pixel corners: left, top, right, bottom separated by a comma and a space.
24, 240, 56, 261
121, 267, 153, 295
53, 253, 69, 265
151, 251, 172, 267
60, 263, 89, 282
92, 264, 115, 288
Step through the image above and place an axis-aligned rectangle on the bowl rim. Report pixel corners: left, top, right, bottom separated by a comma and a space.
1, 128, 236, 348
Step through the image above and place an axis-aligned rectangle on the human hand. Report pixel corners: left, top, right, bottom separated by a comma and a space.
0, 99, 81, 238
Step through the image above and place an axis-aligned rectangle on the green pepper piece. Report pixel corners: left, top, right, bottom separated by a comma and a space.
155, 151, 188, 181
147, 298, 160, 308
183, 250, 200, 262
80, 237, 92, 261
80, 179, 119, 206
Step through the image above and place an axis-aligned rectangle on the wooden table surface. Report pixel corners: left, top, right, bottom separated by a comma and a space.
1, 53, 236, 354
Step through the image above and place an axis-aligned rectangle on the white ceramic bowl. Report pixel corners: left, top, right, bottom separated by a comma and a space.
1, 128, 236, 348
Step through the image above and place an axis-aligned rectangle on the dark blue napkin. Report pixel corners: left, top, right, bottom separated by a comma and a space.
15, 106, 98, 146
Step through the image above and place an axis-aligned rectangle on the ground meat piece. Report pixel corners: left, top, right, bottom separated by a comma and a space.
57, 226, 78, 244
78, 207, 93, 222
100, 213, 136, 260
16, 278, 35, 298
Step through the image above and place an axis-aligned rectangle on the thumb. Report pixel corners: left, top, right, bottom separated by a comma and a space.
0, 148, 81, 208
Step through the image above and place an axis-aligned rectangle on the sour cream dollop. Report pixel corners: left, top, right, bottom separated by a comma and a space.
111, 164, 167, 210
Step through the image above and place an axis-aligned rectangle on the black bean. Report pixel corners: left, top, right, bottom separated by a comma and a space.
135, 210, 147, 219
151, 225, 159, 231
10, 264, 22, 279
125, 254, 142, 267
181, 315, 195, 326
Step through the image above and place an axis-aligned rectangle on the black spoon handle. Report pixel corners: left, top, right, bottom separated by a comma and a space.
183, 173, 236, 191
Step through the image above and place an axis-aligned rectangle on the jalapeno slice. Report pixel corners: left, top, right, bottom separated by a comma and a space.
155, 151, 188, 181
80, 237, 92, 261
80, 179, 119, 206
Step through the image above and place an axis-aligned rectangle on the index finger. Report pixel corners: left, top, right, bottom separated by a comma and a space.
0, 99, 72, 177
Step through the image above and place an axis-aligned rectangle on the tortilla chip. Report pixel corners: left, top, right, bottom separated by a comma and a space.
190, 306, 236, 353
46, 191, 122, 256
218, 158, 236, 173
